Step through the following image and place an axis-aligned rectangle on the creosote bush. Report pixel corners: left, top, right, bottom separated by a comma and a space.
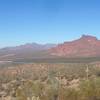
15, 78, 100, 100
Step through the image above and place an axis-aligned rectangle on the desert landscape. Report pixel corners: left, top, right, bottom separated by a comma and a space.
0, 0, 100, 100
0, 61, 100, 100
0, 35, 100, 100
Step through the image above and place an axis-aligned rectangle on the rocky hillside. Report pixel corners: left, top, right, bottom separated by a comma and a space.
51, 35, 100, 57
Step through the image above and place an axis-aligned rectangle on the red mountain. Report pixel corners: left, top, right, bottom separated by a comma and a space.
50, 35, 100, 57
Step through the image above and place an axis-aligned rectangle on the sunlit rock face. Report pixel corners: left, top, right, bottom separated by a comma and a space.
50, 35, 100, 57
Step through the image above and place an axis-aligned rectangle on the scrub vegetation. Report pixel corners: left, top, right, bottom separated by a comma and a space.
0, 62, 100, 100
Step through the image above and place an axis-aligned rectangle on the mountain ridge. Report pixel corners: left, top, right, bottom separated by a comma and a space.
50, 35, 100, 57
0, 35, 100, 61
0, 43, 56, 60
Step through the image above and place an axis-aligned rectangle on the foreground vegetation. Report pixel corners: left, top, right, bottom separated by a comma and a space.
16, 78, 100, 100
0, 62, 100, 100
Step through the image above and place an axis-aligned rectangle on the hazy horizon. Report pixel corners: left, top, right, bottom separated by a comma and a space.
0, 0, 100, 47
0, 34, 99, 49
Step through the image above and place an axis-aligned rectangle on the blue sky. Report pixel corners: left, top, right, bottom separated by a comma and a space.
0, 0, 100, 47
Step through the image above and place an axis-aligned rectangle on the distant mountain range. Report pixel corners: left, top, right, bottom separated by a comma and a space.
0, 43, 56, 60
0, 34, 100, 61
